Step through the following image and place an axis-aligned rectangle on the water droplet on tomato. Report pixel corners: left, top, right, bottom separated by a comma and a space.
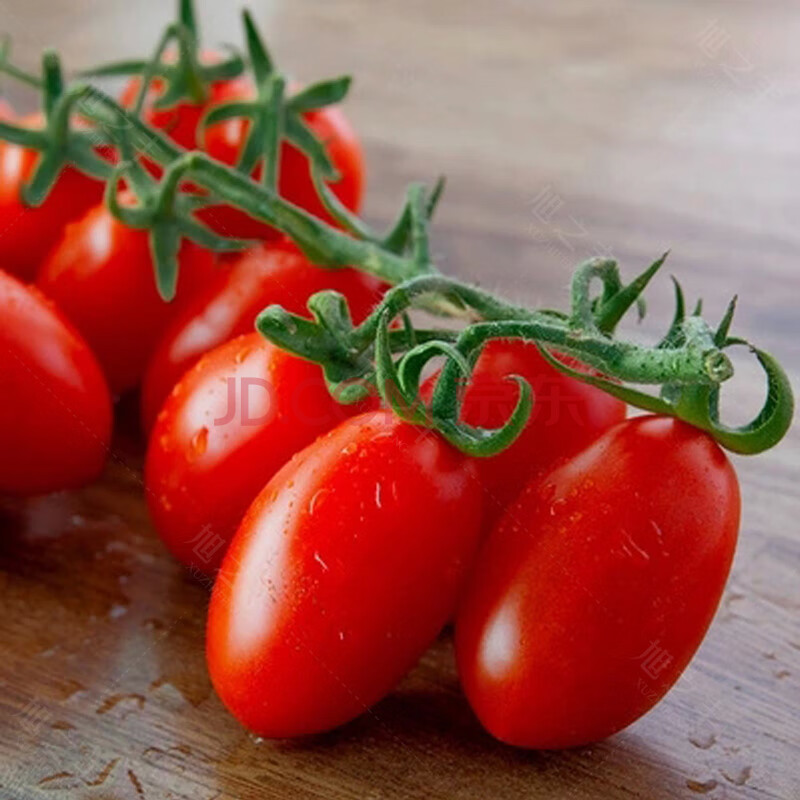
234, 347, 251, 364
309, 488, 329, 514
190, 427, 208, 457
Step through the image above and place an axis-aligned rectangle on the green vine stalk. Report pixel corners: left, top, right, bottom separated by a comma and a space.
0, 1, 792, 456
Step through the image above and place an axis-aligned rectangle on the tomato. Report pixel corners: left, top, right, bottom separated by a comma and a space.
141, 239, 385, 431
0, 270, 112, 495
456, 416, 740, 749
206, 410, 483, 737
122, 59, 363, 240
425, 339, 626, 528
36, 200, 219, 394
145, 333, 376, 574
199, 91, 364, 239
120, 68, 251, 152
0, 112, 104, 282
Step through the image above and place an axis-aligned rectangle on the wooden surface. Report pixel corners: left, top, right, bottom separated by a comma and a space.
0, 1, 799, 798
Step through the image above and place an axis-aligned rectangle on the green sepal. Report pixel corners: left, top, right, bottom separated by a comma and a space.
288, 76, 352, 113
595, 251, 669, 333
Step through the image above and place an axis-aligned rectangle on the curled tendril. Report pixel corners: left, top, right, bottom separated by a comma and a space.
252, 252, 791, 457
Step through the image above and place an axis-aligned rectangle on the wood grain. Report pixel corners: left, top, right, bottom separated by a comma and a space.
0, 1, 798, 798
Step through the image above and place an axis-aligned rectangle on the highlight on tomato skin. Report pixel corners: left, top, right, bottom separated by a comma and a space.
0, 111, 105, 283
455, 415, 740, 750
141, 239, 386, 432
144, 333, 377, 576
0, 270, 113, 496
35, 197, 220, 395
206, 410, 484, 738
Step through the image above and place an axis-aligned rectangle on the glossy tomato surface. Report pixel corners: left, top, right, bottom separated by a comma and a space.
456, 416, 740, 749
425, 339, 626, 528
207, 410, 483, 737
36, 201, 218, 394
141, 239, 384, 430
0, 112, 104, 282
200, 101, 364, 239
145, 333, 375, 574
0, 270, 112, 495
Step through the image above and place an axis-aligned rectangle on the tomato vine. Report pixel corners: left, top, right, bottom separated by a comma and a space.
0, 1, 792, 456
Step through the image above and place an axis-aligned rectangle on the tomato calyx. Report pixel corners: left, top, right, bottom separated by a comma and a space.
0, 51, 113, 205
80, 0, 245, 111
200, 12, 352, 187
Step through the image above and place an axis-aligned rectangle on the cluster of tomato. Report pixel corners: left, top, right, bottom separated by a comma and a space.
0, 66, 741, 750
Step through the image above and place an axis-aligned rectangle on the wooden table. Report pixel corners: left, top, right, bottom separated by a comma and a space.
1, 1, 798, 797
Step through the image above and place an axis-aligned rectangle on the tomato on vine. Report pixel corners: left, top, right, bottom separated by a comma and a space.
0, 112, 104, 282
120, 67, 251, 153
145, 334, 376, 574
424, 339, 626, 527
36, 196, 219, 395
141, 239, 384, 430
456, 416, 740, 749
207, 410, 483, 737
0, 270, 112, 495
199, 97, 364, 239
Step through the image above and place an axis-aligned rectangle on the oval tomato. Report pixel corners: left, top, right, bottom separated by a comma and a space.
141, 239, 384, 430
425, 340, 626, 528
207, 410, 483, 737
36, 201, 218, 394
0, 270, 112, 495
199, 95, 364, 239
145, 333, 375, 574
0, 112, 104, 282
456, 416, 740, 749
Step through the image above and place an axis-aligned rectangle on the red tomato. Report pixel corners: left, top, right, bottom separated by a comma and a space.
0, 270, 112, 495
36, 200, 219, 394
0, 112, 104, 282
120, 69, 251, 152
199, 94, 364, 239
456, 416, 740, 749
145, 333, 376, 574
141, 239, 385, 430
425, 340, 626, 528
207, 410, 483, 737
122, 59, 363, 240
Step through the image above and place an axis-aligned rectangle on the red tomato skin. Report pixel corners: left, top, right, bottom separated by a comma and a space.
207, 410, 483, 737
145, 333, 376, 574
36, 202, 218, 394
141, 239, 385, 430
199, 102, 364, 239
0, 270, 112, 495
425, 340, 626, 528
0, 112, 104, 282
456, 416, 740, 749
